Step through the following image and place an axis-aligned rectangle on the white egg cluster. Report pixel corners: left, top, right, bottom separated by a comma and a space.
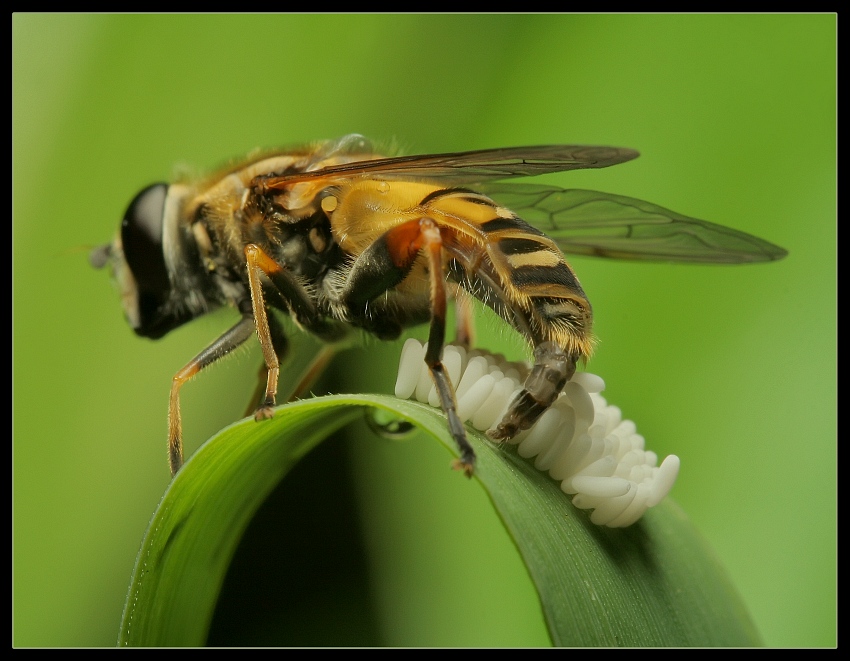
394, 339, 680, 527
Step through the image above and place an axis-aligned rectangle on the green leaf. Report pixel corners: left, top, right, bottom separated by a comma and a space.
119, 394, 761, 647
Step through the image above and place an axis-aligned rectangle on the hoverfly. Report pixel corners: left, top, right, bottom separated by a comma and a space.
92, 134, 786, 477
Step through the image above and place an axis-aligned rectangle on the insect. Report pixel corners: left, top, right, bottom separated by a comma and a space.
92, 134, 786, 478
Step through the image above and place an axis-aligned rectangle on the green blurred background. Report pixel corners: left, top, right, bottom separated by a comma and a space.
13, 14, 835, 647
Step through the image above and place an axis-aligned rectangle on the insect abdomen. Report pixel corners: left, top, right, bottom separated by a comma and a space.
414, 187, 595, 359
485, 222, 594, 359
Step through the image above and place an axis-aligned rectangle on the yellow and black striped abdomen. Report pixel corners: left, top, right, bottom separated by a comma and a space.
420, 187, 595, 359
481, 215, 595, 360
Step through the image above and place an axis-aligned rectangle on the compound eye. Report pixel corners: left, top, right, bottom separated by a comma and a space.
120, 183, 174, 337
121, 183, 170, 297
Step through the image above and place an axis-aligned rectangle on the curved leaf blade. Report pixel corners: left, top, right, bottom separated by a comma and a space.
119, 394, 760, 647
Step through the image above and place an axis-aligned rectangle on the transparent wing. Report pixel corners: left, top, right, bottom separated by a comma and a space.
480, 184, 787, 264
261, 144, 640, 189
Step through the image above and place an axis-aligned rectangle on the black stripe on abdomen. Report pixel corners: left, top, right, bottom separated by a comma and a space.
498, 237, 549, 255
511, 262, 583, 291
418, 187, 482, 206
531, 295, 588, 323
480, 216, 545, 236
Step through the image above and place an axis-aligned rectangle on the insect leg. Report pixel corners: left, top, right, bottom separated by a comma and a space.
420, 223, 476, 477
245, 244, 287, 421
245, 243, 346, 419
488, 341, 575, 441
243, 311, 289, 418
335, 218, 475, 475
452, 288, 476, 349
168, 314, 256, 475
245, 326, 340, 417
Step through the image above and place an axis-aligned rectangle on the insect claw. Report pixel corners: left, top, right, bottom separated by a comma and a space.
452, 457, 476, 478
254, 405, 276, 421
486, 423, 514, 442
